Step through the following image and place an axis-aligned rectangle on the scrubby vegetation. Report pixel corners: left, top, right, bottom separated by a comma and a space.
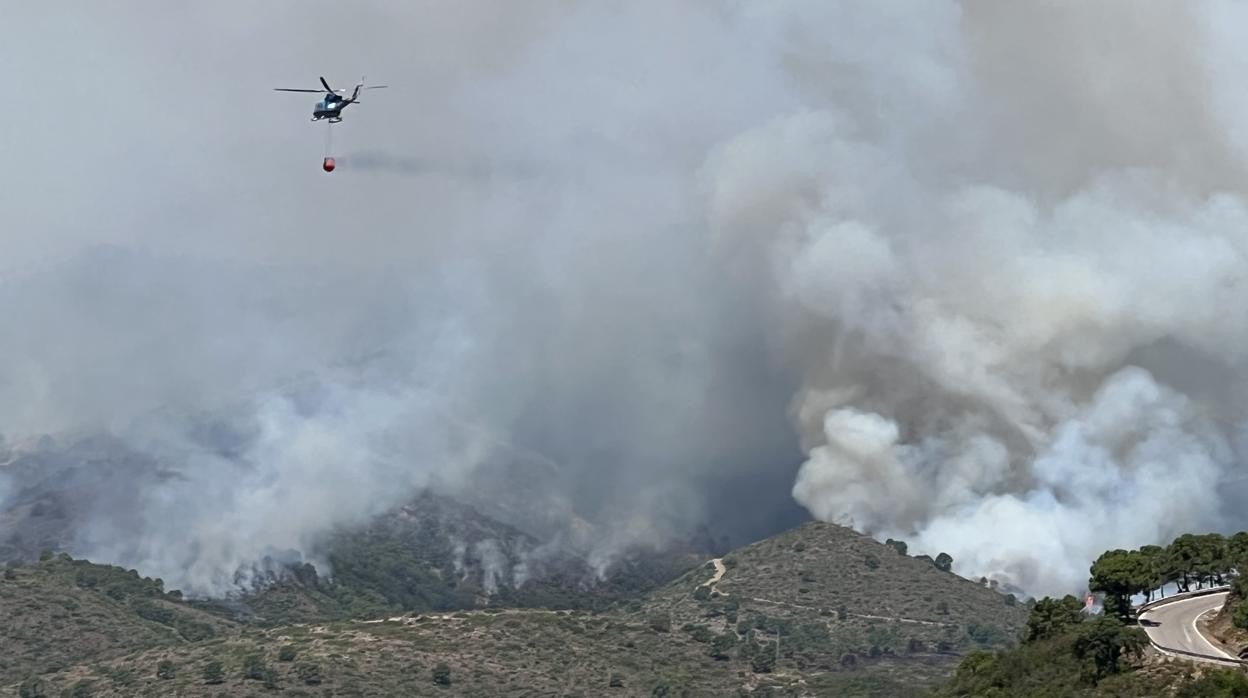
939, 594, 1248, 697
0, 553, 232, 683
639, 521, 1029, 693
940, 531, 1248, 697
0, 519, 1032, 696
14, 507, 1248, 696
232, 492, 706, 627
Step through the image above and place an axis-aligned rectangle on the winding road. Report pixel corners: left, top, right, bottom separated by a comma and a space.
1137, 590, 1241, 665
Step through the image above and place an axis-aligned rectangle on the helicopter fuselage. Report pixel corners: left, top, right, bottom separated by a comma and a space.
312, 94, 350, 123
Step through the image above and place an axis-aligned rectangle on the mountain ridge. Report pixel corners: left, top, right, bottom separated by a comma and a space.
0, 509, 1028, 696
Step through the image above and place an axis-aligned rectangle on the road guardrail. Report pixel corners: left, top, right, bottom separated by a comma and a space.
1136, 585, 1230, 613
1136, 587, 1246, 665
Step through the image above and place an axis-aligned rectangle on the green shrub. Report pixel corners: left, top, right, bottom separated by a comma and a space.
688, 625, 714, 643
278, 645, 298, 662
156, 660, 176, 680
432, 662, 452, 686
648, 614, 671, 633
107, 667, 136, 686
1174, 668, 1248, 697
1072, 617, 1147, 682
178, 619, 215, 642
966, 622, 1005, 647
18, 677, 46, 698
202, 660, 224, 685
131, 600, 176, 625
1025, 596, 1084, 642
751, 646, 776, 674
710, 632, 737, 660
1234, 599, 1248, 631
297, 663, 322, 685
242, 653, 268, 681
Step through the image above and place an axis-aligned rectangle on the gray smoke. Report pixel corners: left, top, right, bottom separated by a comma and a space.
335, 151, 546, 182
475, 539, 506, 595
1, 2, 1246, 598
0, 1, 803, 596
701, 1, 1248, 595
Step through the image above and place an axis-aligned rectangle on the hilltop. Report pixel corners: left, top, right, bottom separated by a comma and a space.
2, 518, 1028, 697
650, 521, 1022, 631
641, 521, 1028, 695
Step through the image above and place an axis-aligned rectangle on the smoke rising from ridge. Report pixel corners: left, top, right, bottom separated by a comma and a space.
702, 1, 1248, 595
0, 2, 1246, 597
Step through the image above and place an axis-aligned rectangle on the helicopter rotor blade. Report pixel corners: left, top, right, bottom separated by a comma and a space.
320, 76, 334, 92
273, 88, 323, 92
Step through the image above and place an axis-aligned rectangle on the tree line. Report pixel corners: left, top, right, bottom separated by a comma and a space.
1089, 531, 1248, 622
941, 531, 1248, 695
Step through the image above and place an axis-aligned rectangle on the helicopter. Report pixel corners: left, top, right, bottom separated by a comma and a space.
274, 76, 387, 123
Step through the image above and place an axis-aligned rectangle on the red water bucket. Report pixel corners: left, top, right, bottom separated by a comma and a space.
322, 157, 336, 172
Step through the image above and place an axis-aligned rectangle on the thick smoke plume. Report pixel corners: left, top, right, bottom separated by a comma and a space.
702, 2, 1248, 595
0, 1, 804, 596
1, 2, 1246, 597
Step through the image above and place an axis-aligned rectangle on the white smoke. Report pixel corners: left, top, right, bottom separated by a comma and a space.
474, 539, 507, 595
73, 380, 495, 595
4, 1, 1248, 600
912, 368, 1231, 594
703, 2, 1248, 596
450, 538, 468, 578
1, 1, 811, 594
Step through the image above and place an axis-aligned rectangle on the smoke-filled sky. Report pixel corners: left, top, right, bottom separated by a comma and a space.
2, 1, 1246, 597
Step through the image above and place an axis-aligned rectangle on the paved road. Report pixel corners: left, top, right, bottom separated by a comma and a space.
1138, 591, 1239, 664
